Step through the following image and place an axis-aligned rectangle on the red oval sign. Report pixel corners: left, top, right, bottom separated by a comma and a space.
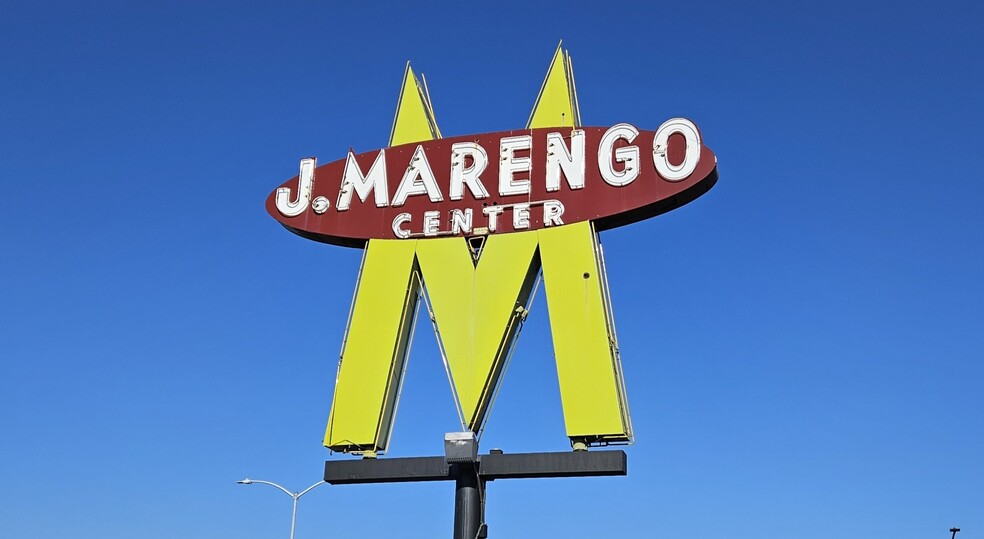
266, 120, 717, 247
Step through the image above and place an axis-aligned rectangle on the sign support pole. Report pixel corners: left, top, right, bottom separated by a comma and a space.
452, 463, 484, 539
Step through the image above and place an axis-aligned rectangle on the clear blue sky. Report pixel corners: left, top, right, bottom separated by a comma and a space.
1, 1, 980, 538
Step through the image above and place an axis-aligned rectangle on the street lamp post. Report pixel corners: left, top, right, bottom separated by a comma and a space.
237, 478, 326, 539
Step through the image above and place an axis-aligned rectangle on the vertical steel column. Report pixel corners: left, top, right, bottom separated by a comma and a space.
452, 463, 483, 539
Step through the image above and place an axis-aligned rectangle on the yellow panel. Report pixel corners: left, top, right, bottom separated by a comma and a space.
415, 232, 540, 430
326, 61, 442, 454
527, 42, 580, 129
324, 239, 420, 453
538, 222, 632, 443
389, 62, 441, 147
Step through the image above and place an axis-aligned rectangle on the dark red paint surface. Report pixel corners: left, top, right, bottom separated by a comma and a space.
266, 125, 718, 247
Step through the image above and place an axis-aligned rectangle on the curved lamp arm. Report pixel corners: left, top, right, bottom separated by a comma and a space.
296, 480, 327, 498
237, 478, 293, 498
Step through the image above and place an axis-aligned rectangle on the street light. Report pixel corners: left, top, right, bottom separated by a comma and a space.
237, 478, 326, 539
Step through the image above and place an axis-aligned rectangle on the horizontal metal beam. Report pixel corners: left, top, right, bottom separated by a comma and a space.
324, 450, 626, 485
325, 456, 449, 484
480, 450, 626, 480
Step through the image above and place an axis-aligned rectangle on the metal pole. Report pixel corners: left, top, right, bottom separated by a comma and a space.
452, 463, 483, 539
289, 495, 299, 539
950, 528, 960, 539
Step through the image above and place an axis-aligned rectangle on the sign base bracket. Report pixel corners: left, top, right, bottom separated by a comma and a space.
324, 449, 627, 538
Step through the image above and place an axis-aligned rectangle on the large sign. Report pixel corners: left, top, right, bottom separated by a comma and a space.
267, 45, 717, 456
267, 122, 715, 245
